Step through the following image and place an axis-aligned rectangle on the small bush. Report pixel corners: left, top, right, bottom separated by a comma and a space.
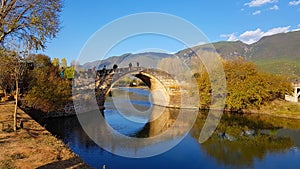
11, 153, 27, 160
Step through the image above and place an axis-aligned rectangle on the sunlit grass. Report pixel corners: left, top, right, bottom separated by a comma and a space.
259, 100, 300, 120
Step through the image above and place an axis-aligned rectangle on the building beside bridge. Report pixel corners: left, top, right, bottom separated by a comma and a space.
285, 78, 300, 103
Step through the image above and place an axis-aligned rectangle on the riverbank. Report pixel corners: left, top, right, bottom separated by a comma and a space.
0, 101, 91, 169
244, 99, 300, 120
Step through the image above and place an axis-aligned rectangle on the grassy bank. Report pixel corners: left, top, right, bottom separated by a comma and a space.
0, 101, 91, 169
245, 99, 300, 119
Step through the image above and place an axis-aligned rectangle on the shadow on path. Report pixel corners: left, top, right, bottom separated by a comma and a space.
37, 157, 91, 169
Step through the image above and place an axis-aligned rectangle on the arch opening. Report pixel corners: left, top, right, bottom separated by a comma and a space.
104, 70, 171, 108
108, 74, 153, 113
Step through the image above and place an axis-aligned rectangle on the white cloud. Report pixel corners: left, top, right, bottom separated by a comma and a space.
291, 24, 300, 31
269, 5, 279, 10
289, 0, 300, 6
245, 0, 278, 7
292, 28, 300, 32
228, 34, 238, 41
221, 26, 293, 44
253, 10, 262, 15
240, 28, 264, 44
263, 26, 290, 36
220, 33, 238, 41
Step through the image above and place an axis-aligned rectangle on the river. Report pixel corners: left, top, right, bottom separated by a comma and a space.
44, 88, 300, 169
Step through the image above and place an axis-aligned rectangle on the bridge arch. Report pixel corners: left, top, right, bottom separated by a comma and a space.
95, 67, 181, 110
108, 71, 170, 107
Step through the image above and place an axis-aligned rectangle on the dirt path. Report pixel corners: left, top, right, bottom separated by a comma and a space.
0, 101, 91, 169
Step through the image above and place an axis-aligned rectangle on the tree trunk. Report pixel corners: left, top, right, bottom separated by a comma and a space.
14, 78, 18, 132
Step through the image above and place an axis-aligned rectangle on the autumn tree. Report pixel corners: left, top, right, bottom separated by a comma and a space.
64, 67, 75, 79
60, 57, 67, 68
196, 59, 292, 111
51, 57, 59, 67
24, 54, 71, 113
0, 0, 62, 50
224, 59, 292, 111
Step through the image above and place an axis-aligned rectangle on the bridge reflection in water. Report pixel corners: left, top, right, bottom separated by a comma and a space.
77, 103, 196, 157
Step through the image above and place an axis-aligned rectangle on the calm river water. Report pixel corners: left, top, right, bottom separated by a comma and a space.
44, 88, 300, 169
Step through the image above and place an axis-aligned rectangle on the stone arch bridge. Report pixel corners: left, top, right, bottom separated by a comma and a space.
95, 67, 182, 110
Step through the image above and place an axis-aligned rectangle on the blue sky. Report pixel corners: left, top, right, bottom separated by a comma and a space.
43, 0, 300, 64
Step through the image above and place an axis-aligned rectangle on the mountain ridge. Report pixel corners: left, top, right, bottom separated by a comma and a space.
82, 31, 300, 76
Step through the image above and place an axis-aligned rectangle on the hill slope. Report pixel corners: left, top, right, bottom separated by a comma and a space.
249, 31, 300, 76
176, 30, 300, 76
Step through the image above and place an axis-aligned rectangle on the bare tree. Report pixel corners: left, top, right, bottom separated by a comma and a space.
13, 50, 25, 131
0, 0, 62, 50
0, 46, 28, 131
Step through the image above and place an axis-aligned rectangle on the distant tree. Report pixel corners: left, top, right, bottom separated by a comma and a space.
0, 0, 62, 50
70, 60, 80, 67
64, 67, 75, 79
60, 58, 67, 68
52, 58, 59, 67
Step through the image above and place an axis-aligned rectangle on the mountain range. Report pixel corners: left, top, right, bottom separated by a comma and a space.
83, 30, 300, 77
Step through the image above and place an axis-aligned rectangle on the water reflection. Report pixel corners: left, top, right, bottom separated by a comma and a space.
191, 113, 297, 169
76, 110, 195, 157
44, 88, 300, 169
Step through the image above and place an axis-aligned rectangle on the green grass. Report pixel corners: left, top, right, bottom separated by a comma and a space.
254, 57, 300, 77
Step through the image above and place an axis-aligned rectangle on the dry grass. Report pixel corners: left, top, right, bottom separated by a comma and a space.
0, 101, 91, 169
